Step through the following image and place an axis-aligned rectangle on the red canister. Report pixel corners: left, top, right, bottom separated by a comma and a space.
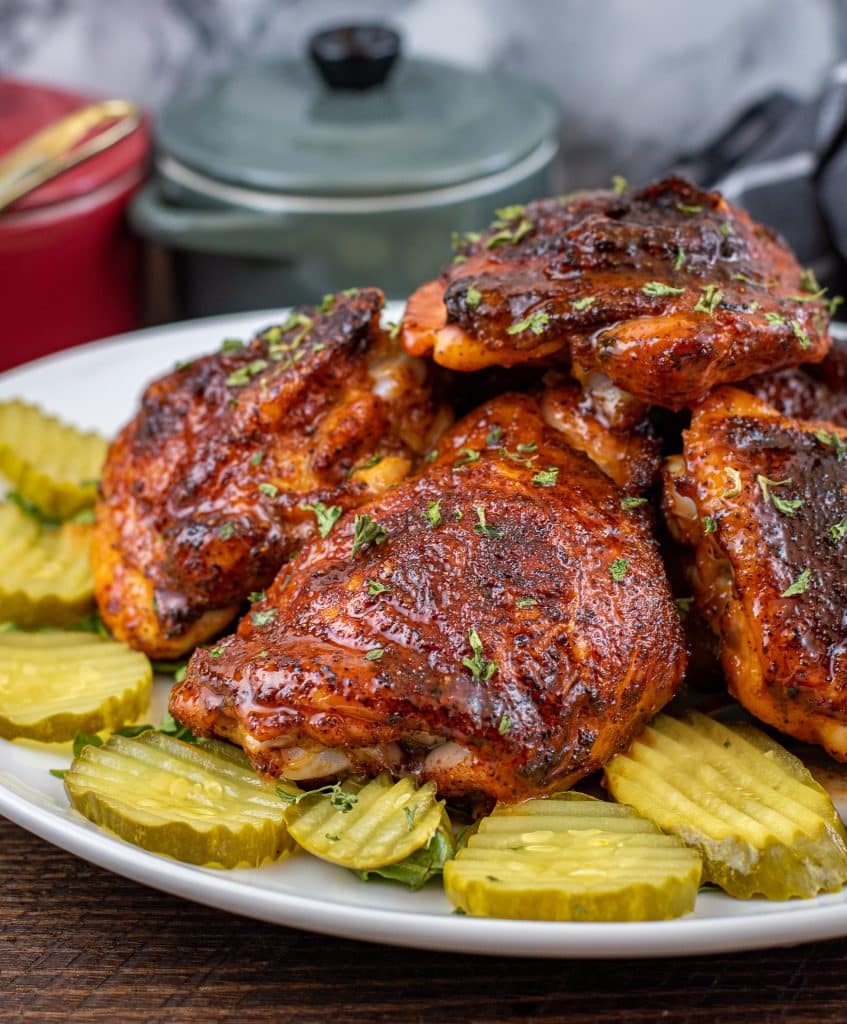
0, 79, 150, 372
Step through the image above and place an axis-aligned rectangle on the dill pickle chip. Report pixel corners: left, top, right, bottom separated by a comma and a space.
604, 710, 847, 900
0, 399, 107, 518
284, 774, 444, 870
0, 501, 94, 627
0, 630, 151, 742
443, 795, 701, 921
65, 732, 296, 868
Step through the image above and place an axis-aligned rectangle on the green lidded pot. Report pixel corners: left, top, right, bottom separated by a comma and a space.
130, 24, 559, 315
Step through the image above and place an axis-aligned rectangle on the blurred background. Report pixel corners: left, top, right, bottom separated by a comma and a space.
2, 0, 846, 368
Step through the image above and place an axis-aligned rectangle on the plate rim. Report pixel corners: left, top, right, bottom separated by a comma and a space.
1, 311, 847, 958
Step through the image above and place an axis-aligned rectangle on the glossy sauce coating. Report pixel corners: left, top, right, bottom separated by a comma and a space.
742, 336, 847, 426
401, 177, 833, 409
94, 289, 448, 658
171, 393, 686, 803
663, 387, 847, 760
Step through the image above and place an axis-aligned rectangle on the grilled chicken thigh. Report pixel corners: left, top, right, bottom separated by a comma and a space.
742, 335, 847, 426
94, 289, 448, 659
170, 393, 686, 804
401, 177, 833, 409
664, 387, 847, 760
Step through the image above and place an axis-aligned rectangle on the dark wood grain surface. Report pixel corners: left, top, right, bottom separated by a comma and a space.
3, 817, 847, 1023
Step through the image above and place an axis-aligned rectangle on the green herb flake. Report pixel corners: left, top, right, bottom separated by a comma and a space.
473, 505, 503, 539
367, 579, 391, 596
364, 647, 384, 661
251, 608, 277, 627
218, 521, 235, 541
827, 519, 847, 545
351, 514, 388, 558
609, 557, 629, 582
723, 468, 743, 498
498, 714, 513, 735
174, 665, 187, 684
424, 449, 439, 463
208, 647, 224, 659
764, 312, 787, 326
422, 499, 442, 529
702, 515, 718, 534
620, 496, 648, 510
642, 281, 685, 297
319, 293, 335, 314
757, 475, 803, 516
462, 627, 498, 681
485, 218, 534, 249
676, 202, 703, 215
248, 591, 266, 604
781, 568, 811, 598
466, 284, 482, 308
815, 429, 847, 461
348, 452, 384, 478
404, 806, 417, 831
674, 596, 694, 620
517, 442, 538, 454
454, 448, 481, 468
250, 451, 265, 467
485, 425, 504, 447
673, 247, 686, 271
506, 311, 550, 336
694, 284, 723, 315
258, 482, 279, 498
789, 319, 812, 350
611, 174, 628, 194
571, 295, 596, 312
220, 338, 244, 354
532, 466, 559, 487
301, 501, 343, 538
720, 221, 731, 237
516, 597, 537, 608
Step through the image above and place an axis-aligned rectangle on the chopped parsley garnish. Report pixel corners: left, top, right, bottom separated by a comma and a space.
502, 448, 537, 466
367, 579, 391, 596
251, 608, 277, 627
220, 338, 244, 353
276, 782, 359, 813
800, 268, 821, 293
209, 647, 224, 659
258, 482, 278, 498
301, 501, 342, 538
485, 218, 534, 248
473, 505, 503, 539
454, 448, 481, 467
348, 452, 383, 477
364, 647, 384, 661
764, 312, 787, 326
620, 496, 648, 510
694, 284, 723, 315
325, 833, 340, 842
351, 514, 388, 558
815, 429, 847, 461
462, 628, 498, 681
218, 521, 235, 540
516, 597, 537, 609
250, 451, 265, 466
676, 202, 702, 215
494, 204, 526, 221
498, 714, 513, 735
404, 806, 417, 831
451, 230, 481, 251
757, 475, 803, 516
319, 293, 335, 313
453, 508, 463, 521
789, 318, 811, 350
827, 519, 847, 545
723, 468, 742, 498
611, 174, 628, 195
422, 499, 442, 529
642, 281, 685, 297
702, 515, 718, 534
781, 569, 811, 598
386, 320, 400, 340
609, 557, 629, 582
674, 596, 694, 619
571, 295, 596, 312
226, 358, 267, 387
248, 591, 265, 604
720, 221, 731, 237
485, 425, 504, 447
424, 449, 439, 463
466, 284, 482, 308
531, 466, 559, 487
506, 311, 550, 335
673, 247, 686, 271
175, 358, 194, 371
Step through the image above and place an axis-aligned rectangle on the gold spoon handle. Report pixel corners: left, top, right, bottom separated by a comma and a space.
0, 99, 142, 213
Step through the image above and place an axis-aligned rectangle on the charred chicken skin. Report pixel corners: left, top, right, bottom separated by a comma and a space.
169, 393, 686, 804
94, 288, 448, 659
742, 334, 847, 426
401, 177, 833, 409
664, 387, 847, 760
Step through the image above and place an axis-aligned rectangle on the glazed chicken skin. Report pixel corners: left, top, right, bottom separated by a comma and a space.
742, 334, 847, 426
402, 177, 833, 409
170, 393, 686, 804
664, 387, 847, 760
94, 288, 448, 659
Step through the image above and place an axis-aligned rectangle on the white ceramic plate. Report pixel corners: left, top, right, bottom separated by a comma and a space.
1, 310, 847, 959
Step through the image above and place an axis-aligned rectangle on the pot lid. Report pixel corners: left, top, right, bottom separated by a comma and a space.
0, 77, 149, 213
155, 25, 559, 198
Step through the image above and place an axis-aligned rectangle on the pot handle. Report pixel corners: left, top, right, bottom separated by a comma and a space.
129, 182, 296, 259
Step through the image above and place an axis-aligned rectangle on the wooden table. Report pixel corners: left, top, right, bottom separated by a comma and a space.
2, 814, 846, 1024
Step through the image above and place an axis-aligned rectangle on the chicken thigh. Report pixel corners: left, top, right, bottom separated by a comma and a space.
94, 289, 448, 658
170, 393, 686, 804
664, 387, 847, 760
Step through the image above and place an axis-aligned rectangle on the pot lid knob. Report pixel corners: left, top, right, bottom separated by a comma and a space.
308, 24, 400, 91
